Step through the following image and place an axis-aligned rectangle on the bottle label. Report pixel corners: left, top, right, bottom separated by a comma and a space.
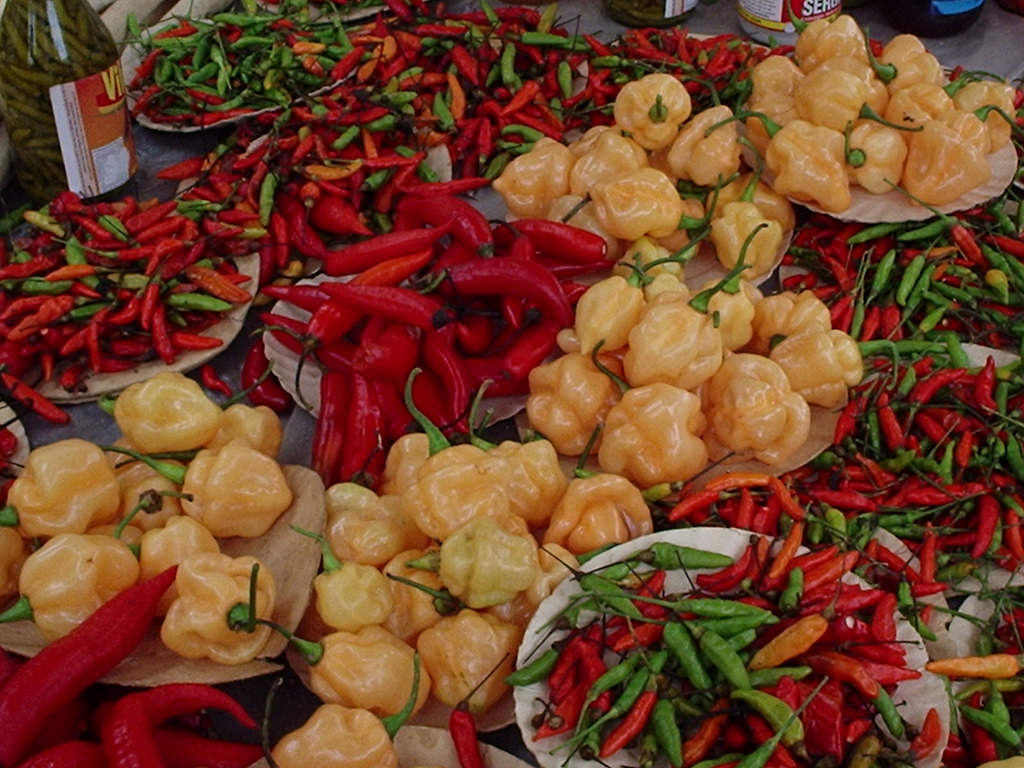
738, 0, 841, 31
931, 0, 983, 13
49, 62, 136, 198
665, 0, 699, 14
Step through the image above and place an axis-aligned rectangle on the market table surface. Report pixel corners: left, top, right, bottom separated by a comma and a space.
1, 0, 1024, 764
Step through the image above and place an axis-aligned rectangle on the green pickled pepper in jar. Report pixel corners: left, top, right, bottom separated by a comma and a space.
603, 0, 698, 26
0, 0, 136, 202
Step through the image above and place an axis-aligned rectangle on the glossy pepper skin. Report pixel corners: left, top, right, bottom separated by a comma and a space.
766, 120, 851, 214
271, 704, 399, 768
0, 528, 26, 600
114, 371, 223, 453
665, 105, 742, 186
770, 329, 864, 408
747, 290, 833, 355
709, 201, 785, 280
379, 433, 430, 497
746, 56, 804, 156
590, 168, 685, 241
573, 275, 647, 354
416, 609, 519, 712
10, 438, 120, 537
703, 353, 811, 466
492, 137, 573, 219
440, 514, 540, 609
547, 195, 622, 264
813, 55, 889, 115
612, 73, 692, 150
138, 515, 220, 615
310, 626, 430, 717
598, 383, 709, 486
903, 110, 991, 206
205, 403, 283, 457
615, 237, 683, 283
883, 83, 954, 128
794, 67, 870, 132
161, 552, 276, 665
484, 440, 567, 528
488, 543, 579, 629
325, 482, 428, 567
526, 352, 621, 456
953, 80, 1016, 153
794, 14, 868, 73
569, 129, 648, 197
19, 533, 139, 641
382, 547, 445, 643
847, 121, 909, 195
879, 34, 944, 94
114, 458, 183, 531
315, 561, 394, 633
543, 473, 653, 554
708, 173, 796, 234
700, 279, 763, 351
181, 442, 293, 538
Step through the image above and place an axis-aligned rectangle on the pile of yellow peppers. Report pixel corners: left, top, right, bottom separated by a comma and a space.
493, 72, 795, 281
749, 15, 1016, 209
1, 371, 295, 666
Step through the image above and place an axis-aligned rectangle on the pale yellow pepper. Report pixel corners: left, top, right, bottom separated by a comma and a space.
747, 290, 833, 355
879, 34, 944, 94
708, 174, 796, 234
181, 442, 293, 538
665, 105, 742, 186
701, 279, 763, 351
20, 533, 139, 640
766, 120, 851, 213
847, 120, 909, 194
598, 383, 708, 486
623, 291, 724, 390
643, 273, 690, 302
416, 609, 519, 712
315, 560, 394, 633
953, 80, 1016, 153
655, 197, 706, 255
10, 438, 120, 538
812, 55, 889, 115
488, 543, 579, 629
612, 73, 692, 150
492, 137, 574, 219
310, 626, 430, 717
526, 352, 621, 456
614, 237, 683, 282
379, 433, 430, 497
569, 129, 648, 197
794, 14, 868, 73
590, 168, 685, 241
114, 459, 182, 532
902, 110, 992, 206
0, 528, 26, 601
883, 83, 955, 128
161, 551, 275, 664
770, 329, 864, 408
86, 523, 143, 549
703, 354, 811, 466
484, 440, 567, 528
204, 403, 283, 457
567, 125, 615, 156
271, 704, 398, 768
573, 275, 646, 353
794, 67, 870, 133
440, 514, 540, 609
547, 194, 622, 264
114, 372, 223, 453
382, 547, 444, 643
746, 55, 804, 156
543, 474, 653, 555
139, 515, 220, 614
325, 482, 428, 567
709, 201, 784, 279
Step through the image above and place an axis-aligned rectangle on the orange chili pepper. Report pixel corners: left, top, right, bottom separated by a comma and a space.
303, 162, 363, 181
446, 72, 466, 123
291, 40, 326, 54
764, 520, 805, 584
45, 264, 97, 282
351, 248, 434, 287
704, 472, 771, 493
667, 488, 720, 522
925, 654, 1022, 679
769, 476, 805, 521
748, 614, 828, 671
183, 265, 251, 304
682, 699, 728, 766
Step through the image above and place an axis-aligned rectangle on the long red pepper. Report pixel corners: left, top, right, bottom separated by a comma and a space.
12, 741, 105, 768
0, 567, 177, 766
598, 689, 658, 757
441, 259, 572, 329
449, 706, 485, 768
321, 227, 448, 276
152, 727, 263, 768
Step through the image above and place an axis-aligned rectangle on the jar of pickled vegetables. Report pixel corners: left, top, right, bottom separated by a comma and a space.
603, 0, 698, 26
0, 0, 137, 202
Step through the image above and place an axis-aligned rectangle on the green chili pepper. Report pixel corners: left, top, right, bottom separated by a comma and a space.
689, 613, 778, 637
727, 628, 758, 652
500, 123, 545, 142
258, 171, 278, 228
895, 254, 927, 306
779, 567, 804, 612
848, 223, 905, 245
731, 689, 804, 746
674, 599, 772, 620
0, 506, 18, 527
651, 699, 682, 768
695, 628, 750, 689
69, 301, 112, 320
20, 278, 72, 295
556, 59, 573, 100
961, 704, 1022, 746
872, 687, 905, 740
905, 263, 936, 311
330, 125, 360, 151
363, 114, 397, 132
578, 573, 644, 620
866, 409, 883, 456
663, 622, 711, 690
1007, 434, 1024, 482
103, 446, 187, 485
896, 217, 949, 242
647, 542, 734, 570
748, 666, 812, 689
504, 648, 558, 687
166, 293, 233, 312
499, 41, 517, 89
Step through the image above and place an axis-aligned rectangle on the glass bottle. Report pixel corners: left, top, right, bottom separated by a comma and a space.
883, 0, 985, 37
603, 0, 699, 27
0, 0, 136, 203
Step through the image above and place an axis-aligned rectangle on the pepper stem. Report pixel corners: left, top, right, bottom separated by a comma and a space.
290, 525, 342, 572
647, 94, 669, 124
114, 489, 162, 539
0, 506, 17, 527
689, 224, 763, 314
227, 601, 325, 666
843, 121, 867, 168
974, 105, 1024, 136
404, 550, 441, 572
261, 677, 284, 768
704, 111, 781, 139
590, 341, 630, 395
858, 104, 924, 132
0, 595, 33, 623
97, 394, 117, 415
380, 653, 421, 739
862, 27, 897, 84
102, 446, 188, 485
403, 368, 451, 455
385, 571, 462, 614
575, 423, 602, 479
785, 0, 808, 33
467, 381, 497, 452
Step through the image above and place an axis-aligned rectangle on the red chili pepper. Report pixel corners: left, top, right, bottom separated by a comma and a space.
319, 283, 449, 331
803, 651, 880, 699
260, 284, 329, 312
800, 678, 845, 761
910, 707, 942, 762
321, 227, 447, 277
312, 370, 348, 484
441, 259, 572, 329
807, 489, 877, 512
309, 195, 372, 237
510, 219, 608, 263
156, 156, 205, 181
352, 320, 420, 381
908, 368, 967, 405
0, 373, 69, 424
599, 689, 657, 757
696, 543, 754, 592
988, 233, 1024, 259
950, 223, 984, 265
449, 705, 485, 768
395, 195, 492, 256
964, 692, 999, 763
12, 740, 105, 768
973, 495, 1001, 558
279, 194, 331, 261
975, 355, 998, 411
152, 727, 263, 768
802, 550, 859, 594
876, 393, 905, 452
0, 567, 177, 766
535, 682, 587, 740
240, 336, 292, 412
199, 364, 233, 398
339, 372, 382, 484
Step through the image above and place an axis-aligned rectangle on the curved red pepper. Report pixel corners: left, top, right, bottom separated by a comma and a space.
320, 283, 450, 331
394, 195, 492, 256
13, 740, 105, 768
312, 370, 349, 484
442, 259, 572, 329
153, 727, 263, 768
321, 227, 447, 277
510, 219, 608, 264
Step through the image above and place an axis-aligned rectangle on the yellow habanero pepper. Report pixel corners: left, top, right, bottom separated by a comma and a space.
573, 275, 647, 354
139, 515, 220, 615
10, 438, 120, 538
379, 433, 430, 497
416, 609, 519, 712
590, 168, 686, 241
794, 14, 868, 74
623, 291, 724, 390
953, 80, 1016, 153
794, 67, 870, 133
700, 279, 763, 351
114, 459, 183, 531
770, 329, 864, 408
204, 403, 283, 457
569, 129, 648, 197
665, 105, 742, 187
114, 371, 223, 453
526, 352, 621, 456
547, 194, 622, 264
161, 551, 276, 665
382, 547, 444, 643
440, 514, 540, 609
709, 201, 785, 280
325, 482, 428, 567
488, 543, 579, 629
902, 110, 992, 206
614, 237, 683, 283
568, 125, 615, 156
747, 290, 833, 355
19, 533, 139, 640
181, 442, 293, 538
492, 137, 574, 219
314, 556, 394, 634
766, 120, 851, 214
484, 440, 567, 528
544, 474, 653, 555
812, 55, 889, 115
598, 383, 709, 486
612, 73, 692, 150
271, 704, 398, 768
883, 83, 955, 128
879, 34, 944, 94
0, 528, 26, 601
846, 120, 909, 195
703, 354, 812, 466
708, 173, 796, 234
745, 55, 804, 157
310, 626, 430, 717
